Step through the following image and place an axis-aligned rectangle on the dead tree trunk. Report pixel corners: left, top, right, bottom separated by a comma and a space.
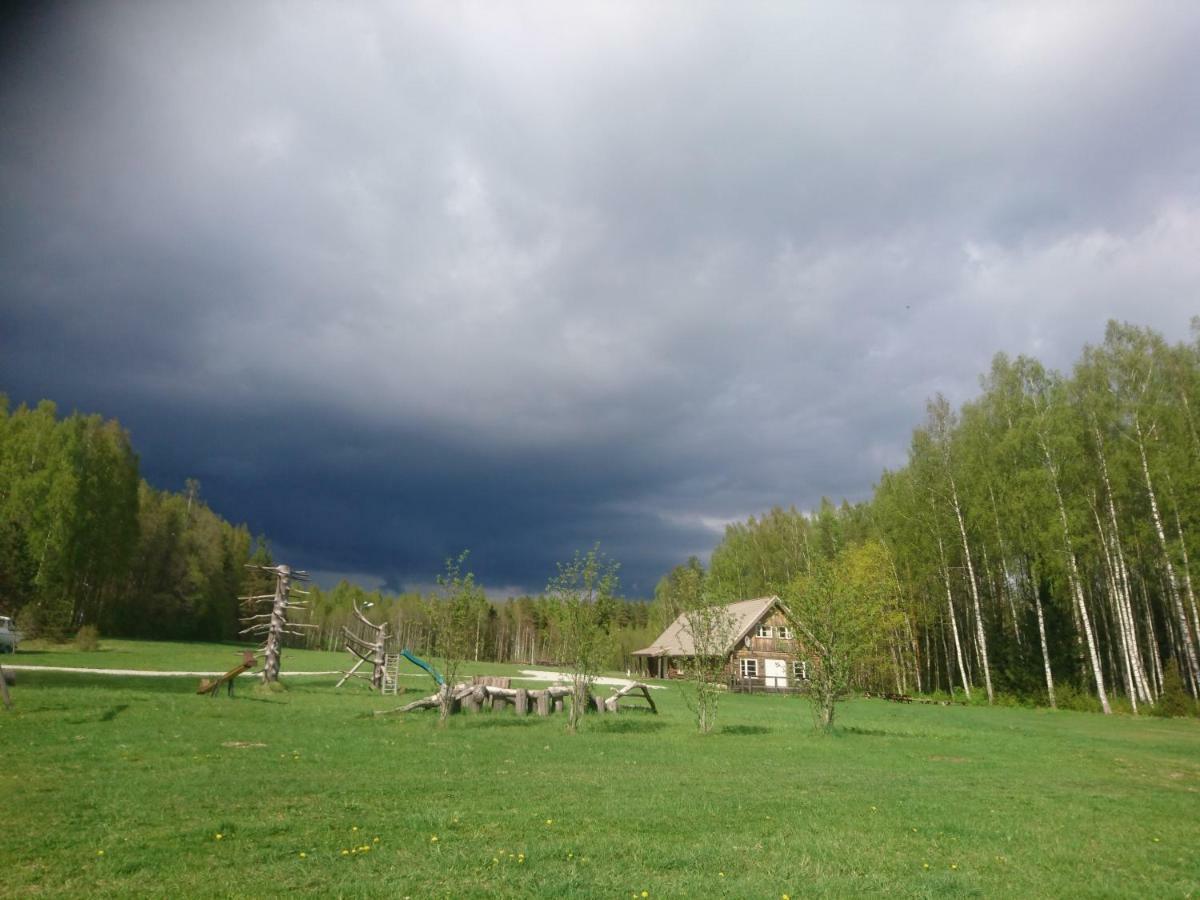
240, 564, 313, 683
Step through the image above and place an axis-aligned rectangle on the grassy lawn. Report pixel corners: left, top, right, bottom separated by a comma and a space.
3, 647, 1198, 897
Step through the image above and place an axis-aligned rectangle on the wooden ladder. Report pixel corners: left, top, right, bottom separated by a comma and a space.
383, 653, 402, 695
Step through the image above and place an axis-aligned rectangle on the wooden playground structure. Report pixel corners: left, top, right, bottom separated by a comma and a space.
197, 651, 257, 696
392, 676, 657, 717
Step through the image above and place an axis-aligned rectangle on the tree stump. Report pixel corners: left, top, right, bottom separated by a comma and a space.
535, 690, 550, 716
515, 688, 528, 716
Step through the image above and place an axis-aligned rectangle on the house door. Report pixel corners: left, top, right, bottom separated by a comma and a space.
764, 658, 787, 689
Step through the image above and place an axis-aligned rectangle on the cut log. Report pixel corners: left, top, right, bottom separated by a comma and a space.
535, 690, 550, 716
515, 688, 528, 716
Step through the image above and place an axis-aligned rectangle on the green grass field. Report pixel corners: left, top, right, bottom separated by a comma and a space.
3, 641, 1199, 898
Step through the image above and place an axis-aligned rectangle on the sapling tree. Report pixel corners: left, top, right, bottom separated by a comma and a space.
783, 540, 901, 730
547, 545, 619, 734
426, 551, 485, 723
678, 590, 736, 734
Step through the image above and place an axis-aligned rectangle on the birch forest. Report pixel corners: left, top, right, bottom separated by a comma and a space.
668, 321, 1200, 713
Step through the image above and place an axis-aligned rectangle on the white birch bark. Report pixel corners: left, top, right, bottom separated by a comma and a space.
1093, 503, 1137, 712
949, 474, 994, 703
1093, 423, 1153, 702
1029, 559, 1056, 708
939, 536, 971, 698
988, 483, 1022, 645
1037, 432, 1112, 714
1135, 416, 1200, 695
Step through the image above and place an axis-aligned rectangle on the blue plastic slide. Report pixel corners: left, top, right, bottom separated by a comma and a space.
400, 649, 445, 686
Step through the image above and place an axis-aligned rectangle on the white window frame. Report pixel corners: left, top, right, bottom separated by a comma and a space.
756, 624, 772, 638
739, 658, 758, 679
777, 625, 793, 640
792, 660, 808, 680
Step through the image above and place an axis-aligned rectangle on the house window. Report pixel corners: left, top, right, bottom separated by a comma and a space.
756, 624, 771, 638
740, 658, 758, 679
777, 626, 793, 640
792, 660, 808, 680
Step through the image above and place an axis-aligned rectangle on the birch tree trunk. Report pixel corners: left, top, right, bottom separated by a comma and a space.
950, 474, 994, 703
1029, 559, 1056, 708
1135, 417, 1200, 695
1038, 434, 1111, 714
939, 537, 971, 698
1093, 423, 1152, 703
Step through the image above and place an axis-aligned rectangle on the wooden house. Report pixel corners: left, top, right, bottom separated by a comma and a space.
631, 596, 808, 692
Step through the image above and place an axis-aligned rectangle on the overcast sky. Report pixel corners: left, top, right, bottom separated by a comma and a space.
2, 3, 1198, 595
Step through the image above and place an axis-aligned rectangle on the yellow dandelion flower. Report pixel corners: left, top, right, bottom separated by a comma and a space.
431, 836, 439, 843
341, 850, 350, 856
97, 850, 105, 857
783, 895, 790, 900
922, 863, 929, 870
352, 826, 359, 832
492, 858, 499, 865
215, 834, 223, 841
719, 872, 725, 878
950, 864, 958, 871
545, 819, 553, 825
641, 892, 649, 898
373, 837, 380, 843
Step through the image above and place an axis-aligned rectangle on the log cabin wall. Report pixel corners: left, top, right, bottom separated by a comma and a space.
726, 608, 807, 689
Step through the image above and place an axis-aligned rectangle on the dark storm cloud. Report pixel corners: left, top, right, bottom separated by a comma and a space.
3, 3, 1199, 594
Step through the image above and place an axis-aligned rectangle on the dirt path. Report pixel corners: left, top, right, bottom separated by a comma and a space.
3, 665, 341, 677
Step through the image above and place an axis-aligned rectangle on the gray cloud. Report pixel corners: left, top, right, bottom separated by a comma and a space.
3, 2, 1199, 594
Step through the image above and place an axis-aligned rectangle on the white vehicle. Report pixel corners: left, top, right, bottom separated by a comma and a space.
0, 616, 21, 653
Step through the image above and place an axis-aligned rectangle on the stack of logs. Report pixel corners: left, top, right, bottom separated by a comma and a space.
391, 676, 656, 716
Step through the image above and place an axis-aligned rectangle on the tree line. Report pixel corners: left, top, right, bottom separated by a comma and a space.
0, 398, 271, 641
0, 397, 660, 666
657, 320, 1200, 715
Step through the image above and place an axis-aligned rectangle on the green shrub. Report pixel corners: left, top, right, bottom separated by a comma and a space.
1053, 682, 1102, 713
74, 625, 101, 652
16, 605, 68, 643
1152, 660, 1195, 718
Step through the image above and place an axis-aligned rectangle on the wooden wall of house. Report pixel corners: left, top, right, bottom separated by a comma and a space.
725, 608, 807, 683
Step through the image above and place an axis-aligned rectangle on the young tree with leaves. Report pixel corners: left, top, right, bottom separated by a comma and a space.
783, 540, 902, 730
678, 588, 737, 734
426, 551, 486, 723
547, 545, 620, 734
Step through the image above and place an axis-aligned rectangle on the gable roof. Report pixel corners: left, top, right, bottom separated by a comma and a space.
632, 596, 781, 658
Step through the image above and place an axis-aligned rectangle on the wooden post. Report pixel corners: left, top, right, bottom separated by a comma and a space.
553, 697, 564, 714
535, 690, 550, 716
0, 665, 11, 710
515, 688, 528, 716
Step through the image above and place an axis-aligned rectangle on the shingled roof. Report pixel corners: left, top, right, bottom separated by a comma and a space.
631, 595, 781, 658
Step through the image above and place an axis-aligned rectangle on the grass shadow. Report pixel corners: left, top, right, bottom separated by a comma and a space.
838, 725, 929, 738
66, 703, 131, 725
100, 704, 130, 722
459, 716, 541, 729
719, 724, 771, 735
591, 718, 667, 734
